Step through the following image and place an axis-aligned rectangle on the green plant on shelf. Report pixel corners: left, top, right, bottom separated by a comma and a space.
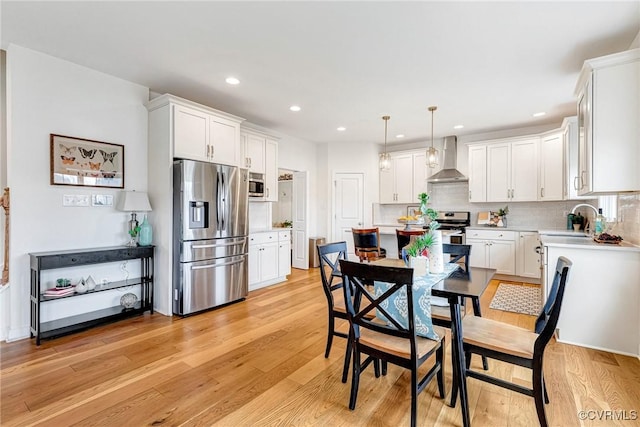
497, 206, 509, 217
405, 231, 437, 258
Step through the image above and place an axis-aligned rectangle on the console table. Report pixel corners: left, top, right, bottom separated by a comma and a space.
29, 246, 154, 345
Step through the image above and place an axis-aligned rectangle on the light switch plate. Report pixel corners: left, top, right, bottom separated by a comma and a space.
63, 194, 90, 207
92, 194, 113, 206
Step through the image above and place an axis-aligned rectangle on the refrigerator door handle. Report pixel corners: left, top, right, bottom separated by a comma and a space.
220, 170, 226, 230
216, 171, 223, 230
190, 257, 244, 270
191, 240, 245, 250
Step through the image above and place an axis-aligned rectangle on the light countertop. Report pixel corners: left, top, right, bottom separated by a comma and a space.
540, 235, 640, 252
249, 227, 292, 233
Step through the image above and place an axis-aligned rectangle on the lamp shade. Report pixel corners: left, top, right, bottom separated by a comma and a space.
117, 191, 151, 212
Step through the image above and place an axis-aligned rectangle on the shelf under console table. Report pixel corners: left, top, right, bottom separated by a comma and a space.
29, 245, 154, 345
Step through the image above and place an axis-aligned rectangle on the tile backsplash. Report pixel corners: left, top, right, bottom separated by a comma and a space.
374, 182, 598, 230
617, 193, 640, 245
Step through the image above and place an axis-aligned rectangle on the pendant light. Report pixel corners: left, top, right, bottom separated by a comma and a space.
379, 115, 391, 171
426, 106, 439, 168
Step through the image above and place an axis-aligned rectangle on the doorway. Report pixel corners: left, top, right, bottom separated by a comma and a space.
332, 172, 364, 255
275, 169, 309, 270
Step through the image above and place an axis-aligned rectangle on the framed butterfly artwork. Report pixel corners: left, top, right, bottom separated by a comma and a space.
50, 134, 124, 189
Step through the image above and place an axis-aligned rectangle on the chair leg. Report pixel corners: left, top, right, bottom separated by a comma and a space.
382, 360, 388, 376
349, 348, 361, 410
341, 335, 351, 383
543, 376, 549, 404
533, 361, 549, 427
465, 350, 472, 369
325, 314, 335, 358
374, 358, 381, 378
471, 297, 489, 371
437, 340, 445, 399
411, 367, 418, 427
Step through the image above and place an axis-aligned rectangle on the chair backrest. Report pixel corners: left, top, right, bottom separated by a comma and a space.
396, 229, 426, 258
339, 260, 419, 354
352, 228, 381, 252
317, 241, 348, 302
533, 256, 572, 354
442, 243, 471, 271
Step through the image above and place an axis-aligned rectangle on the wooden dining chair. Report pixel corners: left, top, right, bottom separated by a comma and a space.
317, 241, 351, 383
351, 228, 386, 262
339, 259, 446, 427
395, 228, 425, 258
462, 256, 572, 427
429, 244, 488, 372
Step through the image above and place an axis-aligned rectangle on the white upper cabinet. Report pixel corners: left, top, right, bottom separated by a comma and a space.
170, 99, 242, 166
264, 139, 278, 201
240, 128, 279, 201
379, 153, 414, 203
539, 132, 564, 201
483, 138, 539, 202
575, 49, 640, 195
468, 145, 487, 202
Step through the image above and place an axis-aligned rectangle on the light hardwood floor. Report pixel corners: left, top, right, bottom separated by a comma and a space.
2, 268, 639, 426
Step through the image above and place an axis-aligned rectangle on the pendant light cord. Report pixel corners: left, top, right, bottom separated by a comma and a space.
383, 115, 390, 153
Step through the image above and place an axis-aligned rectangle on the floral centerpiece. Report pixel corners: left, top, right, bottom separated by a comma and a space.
402, 193, 445, 275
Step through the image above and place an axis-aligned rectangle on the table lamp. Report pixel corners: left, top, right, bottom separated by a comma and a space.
117, 191, 151, 246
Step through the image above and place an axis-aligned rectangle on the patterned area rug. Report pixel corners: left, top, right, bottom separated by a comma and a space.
489, 283, 542, 316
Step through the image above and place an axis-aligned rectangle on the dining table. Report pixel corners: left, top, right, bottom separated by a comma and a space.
372, 258, 496, 427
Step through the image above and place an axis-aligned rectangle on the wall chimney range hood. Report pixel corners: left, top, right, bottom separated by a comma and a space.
427, 135, 468, 183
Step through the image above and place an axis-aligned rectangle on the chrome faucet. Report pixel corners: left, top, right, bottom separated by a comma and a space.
570, 203, 599, 234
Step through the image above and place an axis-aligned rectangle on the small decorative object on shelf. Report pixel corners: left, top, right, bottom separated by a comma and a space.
120, 293, 138, 309
85, 275, 97, 291
138, 215, 153, 246
75, 279, 87, 294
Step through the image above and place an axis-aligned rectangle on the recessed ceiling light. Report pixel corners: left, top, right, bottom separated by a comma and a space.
396, 134, 405, 138
533, 112, 546, 117
225, 77, 240, 85
453, 125, 464, 130
337, 126, 346, 131
289, 105, 301, 112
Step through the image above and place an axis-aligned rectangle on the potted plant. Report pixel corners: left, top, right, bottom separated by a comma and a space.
418, 193, 438, 224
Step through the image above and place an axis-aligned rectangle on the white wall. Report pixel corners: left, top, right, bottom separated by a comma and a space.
2, 45, 149, 341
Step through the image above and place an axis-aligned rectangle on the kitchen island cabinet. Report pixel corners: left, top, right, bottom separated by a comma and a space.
466, 229, 516, 275
541, 235, 640, 356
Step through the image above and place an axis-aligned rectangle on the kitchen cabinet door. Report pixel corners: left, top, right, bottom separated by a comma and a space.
539, 133, 564, 201
379, 153, 413, 203
487, 143, 510, 202
245, 133, 266, 173
278, 241, 291, 277
467, 238, 488, 268
468, 145, 487, 202
413, 152, 429, 196
173, 105, 209, 162
265, 139, 278, 201
488, 240, 516, 275
510, 139, 539, 201
209, 116, 240, 166
577, 52, 640, 194
260, 242, 279, 282
248, 244, 260, 285
517, 232, 540, 278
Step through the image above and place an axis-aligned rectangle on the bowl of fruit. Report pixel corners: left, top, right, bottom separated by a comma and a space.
594, 232, 623, 244
398, 215, 425, 230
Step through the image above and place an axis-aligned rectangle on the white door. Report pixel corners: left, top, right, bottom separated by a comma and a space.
261, 243, 279, 281
209, 117, 238, 166
292, 171, 309, 270
333, 173, 364, 255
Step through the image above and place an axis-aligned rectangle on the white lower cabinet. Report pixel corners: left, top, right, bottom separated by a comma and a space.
467, 229, 516, 275
249, 230, 291, 290
516, 232, 540, 279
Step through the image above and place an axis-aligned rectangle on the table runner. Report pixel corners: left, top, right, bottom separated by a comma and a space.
374, 262, 460, 340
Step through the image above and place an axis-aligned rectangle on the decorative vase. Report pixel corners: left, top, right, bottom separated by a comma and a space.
138, 215, 153, 246
428, 230, 445, 274
409, 255, 429, 277
120, 293, 138, 309
85, 275, 97, 291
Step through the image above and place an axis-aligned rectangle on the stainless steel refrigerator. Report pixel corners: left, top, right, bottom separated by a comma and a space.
173, 159, 249, 315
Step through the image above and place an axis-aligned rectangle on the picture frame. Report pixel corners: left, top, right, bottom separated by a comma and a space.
50, 134, 124, 188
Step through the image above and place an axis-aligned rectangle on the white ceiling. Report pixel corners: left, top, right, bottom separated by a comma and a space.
2, 1, 639, 146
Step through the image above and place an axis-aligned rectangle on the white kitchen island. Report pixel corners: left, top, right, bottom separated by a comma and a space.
540, 235, 640, 357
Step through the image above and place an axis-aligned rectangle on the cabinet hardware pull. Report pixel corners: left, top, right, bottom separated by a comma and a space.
573, 176, 579, 190
469, 191, 472, 200
266, 188, 270, 198
541, 187, 544, 198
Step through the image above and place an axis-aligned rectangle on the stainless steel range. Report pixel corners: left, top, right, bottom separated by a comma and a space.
424, 211, 470, 245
